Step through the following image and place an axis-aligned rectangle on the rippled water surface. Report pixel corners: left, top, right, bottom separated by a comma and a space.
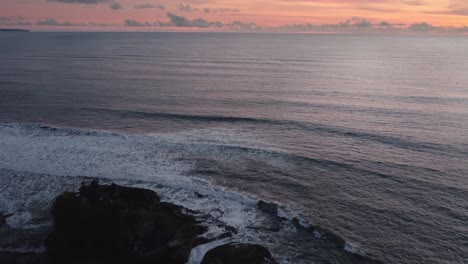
0, 32, 467, 263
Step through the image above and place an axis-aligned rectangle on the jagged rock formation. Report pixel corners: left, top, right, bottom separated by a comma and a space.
201, 243, 279, 264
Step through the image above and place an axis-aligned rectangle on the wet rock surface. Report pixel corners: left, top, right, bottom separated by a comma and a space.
201, 243, 279, 264
45, 180, 199, 264
257, 200, 279, 215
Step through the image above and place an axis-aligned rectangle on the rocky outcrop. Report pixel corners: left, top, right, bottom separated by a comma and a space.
0, 213, 5, 228
0, 181, 280, 264
257, 200, 278, 215
45, 180, 199, 264
201, 243, 278, 264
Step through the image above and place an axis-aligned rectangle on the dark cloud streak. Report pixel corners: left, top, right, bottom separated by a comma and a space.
134, 3, 165, 10
0, 16, 32, 26
48, 0, 109, 4
36, 18, 73, 26
110, 2, 122, 10
123, 13, 255, 29
178, 4, 198, 12
203, 8, 240, 13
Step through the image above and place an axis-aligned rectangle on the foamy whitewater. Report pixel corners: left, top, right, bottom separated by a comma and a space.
0, 32, 467, 263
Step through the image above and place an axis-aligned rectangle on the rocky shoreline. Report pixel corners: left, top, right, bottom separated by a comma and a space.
0, 181, 384, 264
0, 181, 277, 264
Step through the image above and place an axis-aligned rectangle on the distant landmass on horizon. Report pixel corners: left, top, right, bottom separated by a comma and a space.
0, 29, 29, 32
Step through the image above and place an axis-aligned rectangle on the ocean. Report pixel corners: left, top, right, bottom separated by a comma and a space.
0, 32, 467, 263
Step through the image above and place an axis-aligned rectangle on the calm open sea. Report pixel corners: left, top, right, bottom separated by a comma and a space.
0, 32, 467, 263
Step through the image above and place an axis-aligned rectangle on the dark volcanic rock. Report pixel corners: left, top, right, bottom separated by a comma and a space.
0, 212, 13, 229
79, 180, 160, 206
257, 200, 278, 215
194, 192, 208, 199
0, 213, 5, 228
45, 180, 199, 264
201, 243, 278, 264
0, 252, 50, 264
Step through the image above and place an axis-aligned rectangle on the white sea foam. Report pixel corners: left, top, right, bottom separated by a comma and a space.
276, 205, 311, 228
0, 123, 278, 240
188, 237, 235, 264
344, 242, 367, 256
7, 212, 32, 229
313, 229, 322, 238
0, 123, 192, 185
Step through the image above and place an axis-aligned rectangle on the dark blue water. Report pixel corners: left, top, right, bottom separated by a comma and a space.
0, 32, 467, 263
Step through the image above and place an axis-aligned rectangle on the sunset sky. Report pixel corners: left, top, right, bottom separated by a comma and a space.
1, 0, 468, 31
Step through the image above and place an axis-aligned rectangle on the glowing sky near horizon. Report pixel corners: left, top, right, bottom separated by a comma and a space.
1, 0, 468, 30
